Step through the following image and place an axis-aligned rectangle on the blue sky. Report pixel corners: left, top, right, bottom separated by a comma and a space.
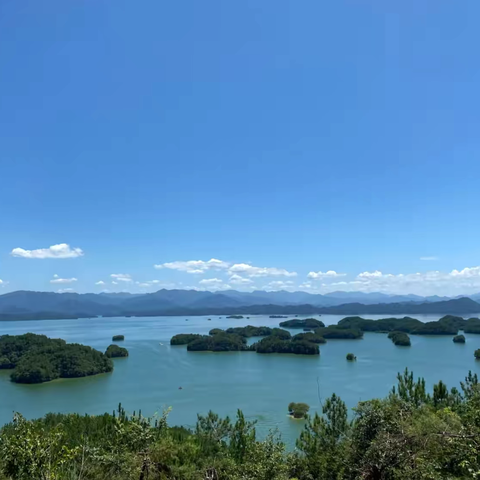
1, 0, 480, 297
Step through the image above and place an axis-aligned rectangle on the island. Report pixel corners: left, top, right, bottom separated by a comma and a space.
211, 326, 291, 340
336, 316, 463, 336
187, 333, 247, 352
170, 334, 202, 345
251, 336, 319, 355
388, 331, 411, 346
475, 349, 480, 360
288, 402, 310, 419
172, 326, 319, 355
279, 318, 325, 329
463, 318, 480, 334
112, 335, 124, 341
313, 327, 363, 339
105, 344, 129, 358
269, 315, 288, 318
453, 335, 466, 343
226, 315, 244, 319
346, 353, 356, 361
292, 332, 326, 344
0, 333, 113, 384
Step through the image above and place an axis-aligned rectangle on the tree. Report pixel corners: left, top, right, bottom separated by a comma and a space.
288, 402, 310, 419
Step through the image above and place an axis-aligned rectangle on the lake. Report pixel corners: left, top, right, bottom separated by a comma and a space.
1, 313, 480, 446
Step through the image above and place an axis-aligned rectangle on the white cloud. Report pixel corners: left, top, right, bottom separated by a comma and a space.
198, 278, 231, 291
154, 258, 230, 274
0, 279, 6, 286
95, 280, 105, 285
229, 274, 254, 286
263, 280, 295, 291
420, 256, 438, 261
110, 273, 132, 282
57, 288, 75, 293
50, 277, 77, 284
112, 281, 118, 285
307, 270, 346, 279
228, 263, 297, 278
357, 270, 384, 279
11, 243, 84, 259
136, 280, 176, 288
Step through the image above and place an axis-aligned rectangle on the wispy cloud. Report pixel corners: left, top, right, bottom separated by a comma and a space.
11, 243, 84, 259
57, 288, 75, 293
198, 278, 231, 291
95, 280, 105, 285
228, 263, 297, 278
154, 259, 230, 274
50, 276, 78, 284
307, 270, 346, 279
110, 273, 132, 282
420, 256, 438, 261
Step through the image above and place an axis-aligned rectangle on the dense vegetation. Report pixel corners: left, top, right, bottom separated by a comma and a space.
413, 320, 458, 335
292, 332, 326, 344
225, 326, 274, 337
453, 334, 466, 343
112, 335, 125, 341
464, 317, 480, 333
337, 316, 423, 333
335, 315, 480, 336
288, 402, 310, 419
252, 336, 319, 355
346, 353, 356, 361
187, 333, 248, 352
279, 318, 325, 329
170, 334, 202, 345
2, 369, 480, 479
313, 326, 363, 339
105, 344, 129, 358
0, 333, 112, 384
388, 331, 411, 346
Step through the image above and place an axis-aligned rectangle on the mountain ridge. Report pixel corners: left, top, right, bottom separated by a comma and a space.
0, 290, 479, 320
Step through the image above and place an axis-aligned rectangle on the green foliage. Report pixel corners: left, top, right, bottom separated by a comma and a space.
292, 332, 326, 344
187, 333, 247, 351
2, 369, 480, 480
412, 320, 459, 335
453, 334, 466, 343
105, 344, 129, 358
279, 318, 325, 329
288, 402, 310, 418
170, 333, 202, 345
252, 336, 319, 355
464, 317, 480, 334
314, 326, 363, 339
388, 331, 411, 346
0, 333, 113, 384
337, 315, 422, 333
346, 352, 356, 361
112, 335, 125, 341
226, 325, 273, 337
209, 328, 224, 335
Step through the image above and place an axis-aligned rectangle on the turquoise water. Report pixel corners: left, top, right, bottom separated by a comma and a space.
1, 314, 480, 445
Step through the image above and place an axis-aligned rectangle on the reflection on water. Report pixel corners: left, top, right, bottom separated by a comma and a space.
1, 313, 479, 445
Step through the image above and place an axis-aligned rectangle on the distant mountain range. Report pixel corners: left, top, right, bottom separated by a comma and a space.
0, 289, 480, 320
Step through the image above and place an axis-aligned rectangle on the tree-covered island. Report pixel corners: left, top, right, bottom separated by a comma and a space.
0, 333, 113, 384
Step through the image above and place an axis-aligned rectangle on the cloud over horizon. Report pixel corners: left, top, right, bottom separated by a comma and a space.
11, 243, 84, 259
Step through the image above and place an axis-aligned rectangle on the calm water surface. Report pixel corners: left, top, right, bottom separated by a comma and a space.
1, 314, 480, 445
